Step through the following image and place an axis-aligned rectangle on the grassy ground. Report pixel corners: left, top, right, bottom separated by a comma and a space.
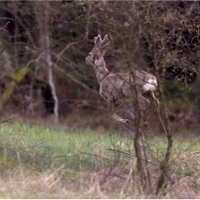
0, 121, 200, 198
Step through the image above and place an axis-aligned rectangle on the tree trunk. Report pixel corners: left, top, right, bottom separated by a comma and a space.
34, 1, 59, 122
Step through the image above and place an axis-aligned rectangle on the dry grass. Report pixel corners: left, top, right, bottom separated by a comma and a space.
1, 162, 200, 199
0, 154, 200, 199
0, 166, 76, 198
0, 165, 132, 198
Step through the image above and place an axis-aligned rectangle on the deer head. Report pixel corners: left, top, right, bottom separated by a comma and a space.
85, 34, 110, 67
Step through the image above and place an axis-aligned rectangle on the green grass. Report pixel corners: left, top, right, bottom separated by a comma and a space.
0, 122, 133, 171
0, 122, 199, 170
0, 121, 200, 198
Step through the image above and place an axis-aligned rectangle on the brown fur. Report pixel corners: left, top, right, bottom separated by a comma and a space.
85, 35, 159, 123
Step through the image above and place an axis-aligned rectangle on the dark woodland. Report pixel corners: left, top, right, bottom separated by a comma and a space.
0, 1, 199, 129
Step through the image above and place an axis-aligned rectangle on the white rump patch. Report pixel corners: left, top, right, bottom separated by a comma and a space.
143, 83, 156, 92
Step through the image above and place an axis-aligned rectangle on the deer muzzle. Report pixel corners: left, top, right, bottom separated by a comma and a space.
85, 56, 92, 65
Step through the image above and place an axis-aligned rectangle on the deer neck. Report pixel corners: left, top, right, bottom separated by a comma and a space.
94, 58, 109, 83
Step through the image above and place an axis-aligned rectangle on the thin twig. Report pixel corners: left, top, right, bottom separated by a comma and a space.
0, 21, 10, 31
108, 148, 156, 166
152, 93, 168, 135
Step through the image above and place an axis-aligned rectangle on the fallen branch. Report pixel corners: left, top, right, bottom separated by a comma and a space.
0, 115, 15, 123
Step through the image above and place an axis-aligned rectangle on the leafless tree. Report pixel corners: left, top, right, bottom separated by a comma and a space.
34, 1, 59, 122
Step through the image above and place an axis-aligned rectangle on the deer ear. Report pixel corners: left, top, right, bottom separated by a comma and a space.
94, 36, 98, 44
94, 35, 102, 45
102, 35, 110, 50
102, 35, 108, 42
101, 35, 110, 48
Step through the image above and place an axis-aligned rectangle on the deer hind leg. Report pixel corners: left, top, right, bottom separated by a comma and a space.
143, 91, 160, 123
137, 94, 150, 122
108, 100, 129, 123
151, 91, 160, 110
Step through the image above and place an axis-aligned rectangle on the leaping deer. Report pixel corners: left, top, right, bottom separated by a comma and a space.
85, 34, 159, 124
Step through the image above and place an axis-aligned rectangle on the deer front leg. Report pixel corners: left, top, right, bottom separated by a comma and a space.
108, 100, 129, 123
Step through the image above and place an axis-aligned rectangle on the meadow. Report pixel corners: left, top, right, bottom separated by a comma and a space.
0, 121, 200, 198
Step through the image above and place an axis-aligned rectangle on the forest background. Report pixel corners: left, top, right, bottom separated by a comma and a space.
0, 1, 199, 130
